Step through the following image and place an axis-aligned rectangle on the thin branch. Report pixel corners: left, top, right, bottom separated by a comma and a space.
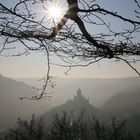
79, 8, 140, 25
50, 57, 103, 67
115, 56, 140, 76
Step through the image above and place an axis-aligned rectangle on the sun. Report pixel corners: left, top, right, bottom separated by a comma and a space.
47, 2, 65, 23
48, 5, 62, 19
45, 1, 67, 24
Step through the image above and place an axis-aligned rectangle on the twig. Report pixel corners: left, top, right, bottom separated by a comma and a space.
115, 56, 140, 76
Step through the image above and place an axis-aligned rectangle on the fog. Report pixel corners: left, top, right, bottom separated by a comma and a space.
0, 74, 140, 135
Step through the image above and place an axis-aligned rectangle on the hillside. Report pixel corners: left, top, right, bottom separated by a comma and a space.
0, 74, 50, 131
1, 75, 140, 131
41, 89, 109, 127
102, 89, 140, 134
41, 88, 140, 134
102, 89, 140, 114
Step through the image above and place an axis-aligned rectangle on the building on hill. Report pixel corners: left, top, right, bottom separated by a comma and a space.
73, 88, 89, 104
42, 88, 106, 127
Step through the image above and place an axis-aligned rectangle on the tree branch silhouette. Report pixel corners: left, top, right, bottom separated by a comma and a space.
0, 0, 140, 99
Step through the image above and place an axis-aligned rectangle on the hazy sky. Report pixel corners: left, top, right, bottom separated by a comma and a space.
0, 0, 140, 78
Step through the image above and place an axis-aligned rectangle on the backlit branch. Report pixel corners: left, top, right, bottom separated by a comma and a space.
0, 0, 140, 99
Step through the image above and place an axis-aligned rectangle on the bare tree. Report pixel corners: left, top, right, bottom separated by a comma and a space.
0, 0, 140, 99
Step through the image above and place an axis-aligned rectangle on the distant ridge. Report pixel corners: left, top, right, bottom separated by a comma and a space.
17, 76, 140, 107
102, 89, 140, 114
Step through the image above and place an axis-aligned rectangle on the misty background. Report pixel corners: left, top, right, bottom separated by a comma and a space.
0, 74, 140, 135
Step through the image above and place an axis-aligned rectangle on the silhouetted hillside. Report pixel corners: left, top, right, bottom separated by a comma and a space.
102, 89, 140, 114
102, 89, 140, 134
1, 75, 140, 133
41, 89, 109, 127
0, 74, 50, 131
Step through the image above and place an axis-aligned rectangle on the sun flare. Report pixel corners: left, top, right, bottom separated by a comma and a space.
48, 5, 62, 18
45, 1, 67, 24
47, 2, 66, 23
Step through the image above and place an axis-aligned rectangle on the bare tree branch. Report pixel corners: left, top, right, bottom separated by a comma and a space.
0, 0, 140, 99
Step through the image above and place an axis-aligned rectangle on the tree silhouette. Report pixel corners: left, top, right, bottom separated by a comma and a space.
0, 0, 140, 98
6, 115, 46, 140
5, 113, 140, 140
89, 117, 138, 140
48, 111, 88, 140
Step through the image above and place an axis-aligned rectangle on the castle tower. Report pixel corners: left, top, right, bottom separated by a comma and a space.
77, 88, 82, 97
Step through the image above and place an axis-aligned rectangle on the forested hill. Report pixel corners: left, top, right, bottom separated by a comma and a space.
41, 89, 109, 126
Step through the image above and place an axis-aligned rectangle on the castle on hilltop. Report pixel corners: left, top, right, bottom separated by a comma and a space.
73, 88, 89, 104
